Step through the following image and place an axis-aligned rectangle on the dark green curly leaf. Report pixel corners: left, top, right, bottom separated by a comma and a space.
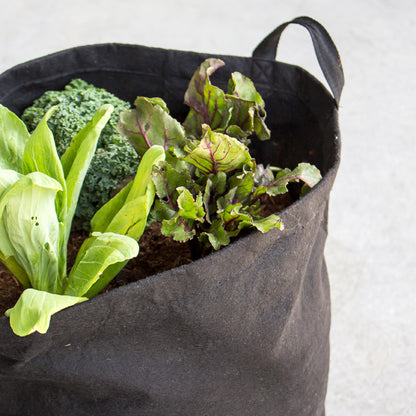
118, 97, 186, 156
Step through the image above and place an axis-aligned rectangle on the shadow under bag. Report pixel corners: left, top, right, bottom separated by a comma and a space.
0, 16, 343, 416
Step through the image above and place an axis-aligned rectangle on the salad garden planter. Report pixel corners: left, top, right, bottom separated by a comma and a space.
0, 17, 343, 416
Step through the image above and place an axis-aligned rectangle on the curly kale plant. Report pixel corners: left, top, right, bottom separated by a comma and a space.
118, 58, 322, 251
22, 79, 139, 228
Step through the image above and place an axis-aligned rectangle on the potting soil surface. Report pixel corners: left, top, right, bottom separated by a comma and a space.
0, 193, 293, 315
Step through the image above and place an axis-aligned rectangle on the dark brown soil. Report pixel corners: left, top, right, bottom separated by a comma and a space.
0, 271, 22, 316
0, 193, 294, 315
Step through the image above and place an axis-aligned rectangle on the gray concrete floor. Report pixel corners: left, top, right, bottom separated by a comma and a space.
1, 0, 415, 414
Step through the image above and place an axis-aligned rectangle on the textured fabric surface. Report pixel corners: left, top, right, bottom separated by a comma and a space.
0, 19, 340, 416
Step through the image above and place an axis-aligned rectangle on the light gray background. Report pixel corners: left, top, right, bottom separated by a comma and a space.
1, 1, 415, 414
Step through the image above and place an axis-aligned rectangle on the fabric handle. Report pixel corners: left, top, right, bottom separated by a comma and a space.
252, 16, 344, 106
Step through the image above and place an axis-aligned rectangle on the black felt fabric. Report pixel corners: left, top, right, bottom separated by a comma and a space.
0, 18, 342, 416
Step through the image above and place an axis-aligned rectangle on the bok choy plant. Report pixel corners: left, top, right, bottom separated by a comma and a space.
0, 104, 164, 336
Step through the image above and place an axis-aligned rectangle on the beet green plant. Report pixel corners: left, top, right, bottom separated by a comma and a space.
118, 58, 322, 250
0, 104, 164, 336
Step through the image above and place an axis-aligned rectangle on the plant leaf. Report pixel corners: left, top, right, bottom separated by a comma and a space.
150, 199, 177, 222
293, 163, 322, 188
22, 106, 67, 221
184, 125, 253, 174
228, 72, 265, 106
224, 97, 255, 139
100, 191, 154, 240
0, 169, 31, 288
117, 97, 186, 157
83, 260, 132, 299
60, 104, 113, 240
0, 104, 30, 171
91, 145, 165, 240
176, 187, 205, 221
267, 163, 322, 196
147, 97, 170, 113
202, 171, 227, 223
250, 214, 284, 233
228, 171, 255, 201
253, 116, 271, 141
158, 187, 204, 243
199, 219, 230, 250
161, 216, 195, 242
254, 164, 275, 187
218, 202, 251, 235
0, 172, 64, 293
200, 209, 282, 251
227, 72, 270, 141
0, 169, 21, 203
5, 288, 87, 337
152, 160, 195, 201
86, 146, 163, 298
183, 58, 231, 136
64, 232, 138, 297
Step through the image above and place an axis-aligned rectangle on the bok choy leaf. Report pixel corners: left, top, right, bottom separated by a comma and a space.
5, 289, 87, 337
0, 103, 151, 337
84, 145, 165, 298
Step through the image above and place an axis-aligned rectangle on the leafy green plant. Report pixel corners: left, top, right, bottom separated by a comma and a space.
0, 58, 322, 336
21, 79, 139, 228
0, 104, 164, 336
118, 58, 322, 250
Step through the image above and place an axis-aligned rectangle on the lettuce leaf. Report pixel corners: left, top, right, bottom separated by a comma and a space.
5, 288, 87, 336
91, 145, 165, 239
0, 104, 31, 171
64, 232, 138, 297
0, 172, 64, 293
86, 145, 165, 298
60, 104, 113, 241
22, 106, 67, 222
0, 104, 144, 337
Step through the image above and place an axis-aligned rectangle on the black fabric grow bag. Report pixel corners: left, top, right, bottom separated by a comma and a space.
0, 17, 343, 416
